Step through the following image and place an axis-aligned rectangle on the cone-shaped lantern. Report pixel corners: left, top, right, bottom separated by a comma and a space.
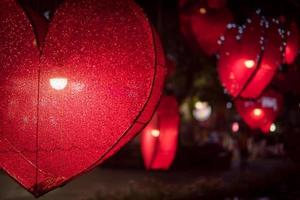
141, 96, 180, 170
0, 0, 166, 196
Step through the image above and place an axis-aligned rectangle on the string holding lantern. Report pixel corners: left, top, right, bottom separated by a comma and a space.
179, 0, 233, 56
0, 0, 166, 196
141, 96, 180, 170
234, 89, 283, 134
217, 10, 285, 99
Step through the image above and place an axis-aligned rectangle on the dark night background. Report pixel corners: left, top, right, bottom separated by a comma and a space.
1, 0, 300, 199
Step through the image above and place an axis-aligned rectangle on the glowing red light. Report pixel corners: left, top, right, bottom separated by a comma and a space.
141, 96, 180, 170
235, 90, 283, 133
179, 0, 233, 56
217, 15, 283, 99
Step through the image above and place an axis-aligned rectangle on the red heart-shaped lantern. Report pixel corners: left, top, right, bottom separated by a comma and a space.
218, 13, 285, 98
179, 0, 233, 56
284, 22, 299, 64
141, 96, 180, 170
234, 90, 283, 133
0, 0, 166, 196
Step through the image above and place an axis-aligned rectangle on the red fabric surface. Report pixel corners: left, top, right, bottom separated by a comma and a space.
0, 0, 166, 196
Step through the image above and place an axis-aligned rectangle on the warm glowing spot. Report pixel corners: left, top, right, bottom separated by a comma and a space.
231, 122, 239, 133
151, 129, 160, 137
195, 101, 208, 110
50, 78, 68, 90
285, 46, 291, 55
199, 7, 207, 14
253, 108, 263, 117
270, 123, 276, 132
244, 60, 255, 69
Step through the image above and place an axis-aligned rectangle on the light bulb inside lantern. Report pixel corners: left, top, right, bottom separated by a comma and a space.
253, 108, 263, 117
244, 60, 255, 69
50, 78, 68, 90
199, 8, 207, 14
270, 123, 276, 132
151, 129, 160, 137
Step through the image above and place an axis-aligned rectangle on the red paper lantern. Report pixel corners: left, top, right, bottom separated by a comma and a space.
284, 22, 299, 64
141, 96, 180, 170
218, 13, 284, 98
234, 90, 283, 133
0, 0, 166, 196
179, 0, 233, 56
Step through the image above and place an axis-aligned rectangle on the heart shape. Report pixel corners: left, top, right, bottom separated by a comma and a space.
218, 14, 284, 98
0, 0, 166, 196
141, 96, 179, 170
180, 0, 232, 56
234, 90, 283, 133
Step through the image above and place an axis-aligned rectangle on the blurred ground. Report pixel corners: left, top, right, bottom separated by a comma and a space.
0, 159, 299, 200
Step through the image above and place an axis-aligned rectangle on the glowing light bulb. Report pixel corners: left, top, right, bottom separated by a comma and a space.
232, 122, 239, 133
244, 60, 255, 69
199, 7, 207, 14
151, 129, 160, 137
195, 101, 207, 109
253, 108, 263, 117
193, 101, 212, 122
50, 78, 68, 90
270, 123, 276, 132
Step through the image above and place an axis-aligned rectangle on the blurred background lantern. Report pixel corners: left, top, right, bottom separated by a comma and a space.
284, 22, 299, 64
192, 100, 212, 121
141, 96, 180, 170
179, 0, 233, 56
218, 12, 285, 99
231, 121, 240, 133
0, 0, 166, 196
234, 90, 283, 134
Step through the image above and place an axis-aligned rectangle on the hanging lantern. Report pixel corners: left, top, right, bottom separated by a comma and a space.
234, 90, 283, 134
218, 12, 285, 99
284, 22, 299, 64
179, 0, 233, 56
0, 0, 166, 196
141, 96, 180, 170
